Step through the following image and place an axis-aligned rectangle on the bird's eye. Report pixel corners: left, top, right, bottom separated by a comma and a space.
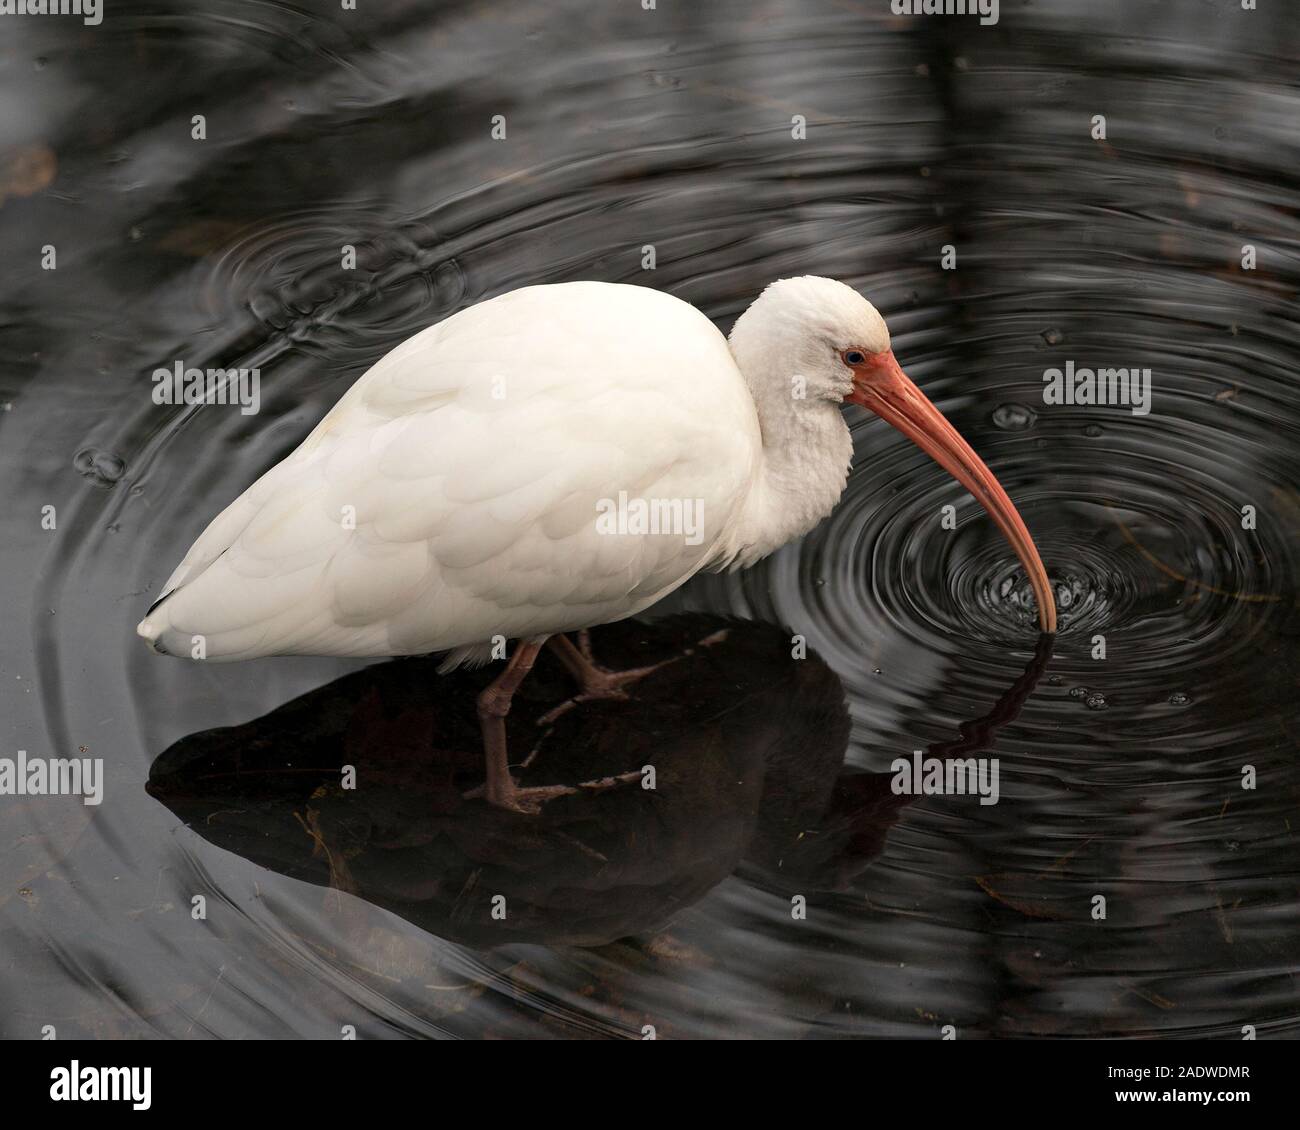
842, 350, 867, 366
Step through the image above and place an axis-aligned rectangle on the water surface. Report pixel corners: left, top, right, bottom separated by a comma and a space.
1, 0, 1298, 1038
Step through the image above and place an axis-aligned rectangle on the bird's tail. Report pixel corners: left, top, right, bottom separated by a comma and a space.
136, 595, 179, 656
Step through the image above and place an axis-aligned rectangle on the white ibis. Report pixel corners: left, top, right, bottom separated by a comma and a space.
138, 277, 1056, 812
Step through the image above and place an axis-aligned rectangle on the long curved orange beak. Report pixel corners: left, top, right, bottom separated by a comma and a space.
845, 350, 1057, 633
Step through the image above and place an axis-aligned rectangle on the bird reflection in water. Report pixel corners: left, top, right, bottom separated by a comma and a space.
146, 616, 1052, 948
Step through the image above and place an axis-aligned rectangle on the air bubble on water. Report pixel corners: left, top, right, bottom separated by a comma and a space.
1047, 674, 1063, 686
991, 403, 1036, 431
1169, 692, 1189, 706
1041, 328, 1064, 346
1083, 424, 1103, 437
1069, 686, 1088, 698
73, 448, 125, 486
1085, 693, 1108, 710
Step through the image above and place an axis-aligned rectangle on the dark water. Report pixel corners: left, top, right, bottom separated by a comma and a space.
2, 0, 1298, 1038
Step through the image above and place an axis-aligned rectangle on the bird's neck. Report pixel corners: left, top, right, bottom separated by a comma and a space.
724, 359, 854, 570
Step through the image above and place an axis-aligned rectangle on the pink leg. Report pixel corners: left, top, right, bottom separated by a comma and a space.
469, 639, 576, 813
547, 630, 669, 696
536, 629, 685, 727
466, 629, 735, 810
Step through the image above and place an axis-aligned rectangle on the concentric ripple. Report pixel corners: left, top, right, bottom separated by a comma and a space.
2, 0, 1299, 1041
192, 211, 466, 361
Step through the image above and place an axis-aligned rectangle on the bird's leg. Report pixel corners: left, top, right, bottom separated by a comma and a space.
547, 630, 669, 698
474, 627, 734, 807
574, 627, 599, 666
469, 638, 576, 814
536, 630, 680, 727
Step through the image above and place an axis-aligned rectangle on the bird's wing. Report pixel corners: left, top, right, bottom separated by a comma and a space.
140, 283, 758, 660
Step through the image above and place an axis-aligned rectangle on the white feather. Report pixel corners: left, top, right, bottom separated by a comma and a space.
140, 281, 796, 659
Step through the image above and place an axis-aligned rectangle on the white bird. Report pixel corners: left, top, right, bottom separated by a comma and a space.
139, 277, 1056, 811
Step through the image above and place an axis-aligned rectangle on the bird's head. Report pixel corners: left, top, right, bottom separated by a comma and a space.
732, 275, 1056, 632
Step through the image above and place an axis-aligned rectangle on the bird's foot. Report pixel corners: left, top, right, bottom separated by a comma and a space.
539, 629, 685, 726
463, 776, 577, 814
581, 660, 669, 696
464, 769, 642, 814
538, 627, 730, 727
535, 660, 670, 726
